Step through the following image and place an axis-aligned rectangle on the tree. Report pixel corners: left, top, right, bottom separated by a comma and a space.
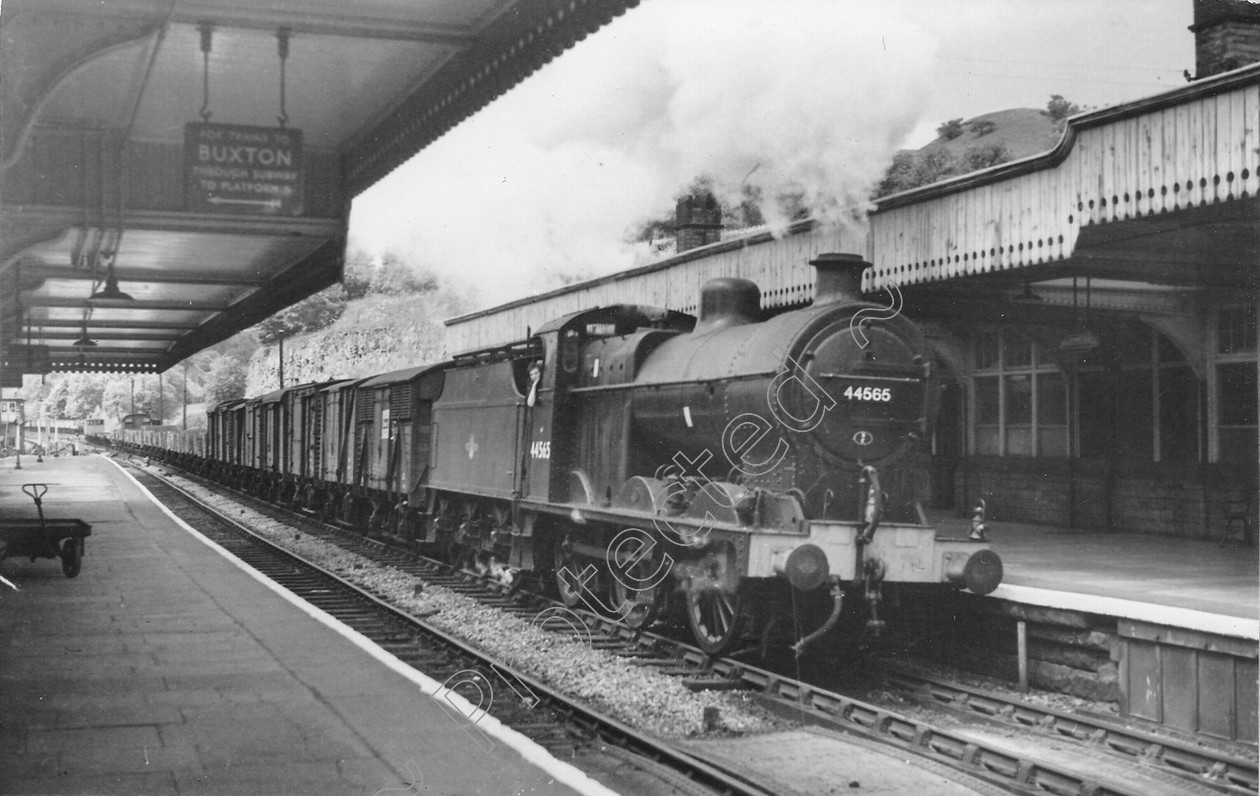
937, 118, 965, 140
1044, 94, 1081, 129
961, 142, 1012, 171
100, 376, 179, 422
874, 149, 959, 197
254, 285, 347, 345
873, 141, 1014, 198
370, 252, 438, 296
46, 373, 107, 419
969, 119, 998, 137
203, 355, 248, 408
342, 244, 374, 300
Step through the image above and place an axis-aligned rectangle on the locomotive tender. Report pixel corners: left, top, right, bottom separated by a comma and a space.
115, 253, 1001, 655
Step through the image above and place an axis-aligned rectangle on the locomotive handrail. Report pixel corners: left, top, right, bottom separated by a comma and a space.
566, 371, 774, 394
816, 372, 924, 383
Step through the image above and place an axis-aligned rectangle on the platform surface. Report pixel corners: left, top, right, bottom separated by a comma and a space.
0, 454, 590, 795
929, 509, 1259, 636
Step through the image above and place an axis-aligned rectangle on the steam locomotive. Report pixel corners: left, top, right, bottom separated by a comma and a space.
112, 253, 1001, 656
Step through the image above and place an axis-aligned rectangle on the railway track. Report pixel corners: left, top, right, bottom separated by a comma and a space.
123, 462, 778, 796
881, 664, 1259, 795
127, 453, 1253, 796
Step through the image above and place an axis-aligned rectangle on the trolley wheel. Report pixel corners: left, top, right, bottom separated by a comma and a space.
60, 538, 83, 578
685, 545, 745, 655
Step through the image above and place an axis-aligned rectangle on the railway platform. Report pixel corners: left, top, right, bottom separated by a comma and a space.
0, 454, 599, 795
927, 508, 1258, 744
928, 509, 1258, 630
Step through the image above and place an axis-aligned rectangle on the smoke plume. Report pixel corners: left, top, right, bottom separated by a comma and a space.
350, 0, 940, 308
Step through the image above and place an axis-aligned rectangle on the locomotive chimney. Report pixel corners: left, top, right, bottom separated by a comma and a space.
809, 252, 869, 305
694, 277, 761, 334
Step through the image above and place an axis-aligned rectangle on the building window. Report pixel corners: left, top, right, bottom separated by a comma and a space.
1216, 303, 1257, 464
1078, 327, 1199, 463
971, 330, 1067, 457
1218, 304, 1257, 355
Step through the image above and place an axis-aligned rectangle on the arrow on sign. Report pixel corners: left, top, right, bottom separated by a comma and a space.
207, 196, 282, 210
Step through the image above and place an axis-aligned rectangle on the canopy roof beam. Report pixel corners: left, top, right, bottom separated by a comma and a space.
19, 265, 266, 288
23, 297, 227, 312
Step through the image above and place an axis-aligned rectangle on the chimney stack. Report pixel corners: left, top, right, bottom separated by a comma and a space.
809, 253, 869, 306
674, 192, 722, 252
1189, 0, 1260, 79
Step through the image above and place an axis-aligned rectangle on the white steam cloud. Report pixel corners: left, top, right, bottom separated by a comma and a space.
350, 0, 941, 308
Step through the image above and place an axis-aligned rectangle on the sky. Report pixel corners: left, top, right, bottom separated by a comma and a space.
348, 0, 1195, 309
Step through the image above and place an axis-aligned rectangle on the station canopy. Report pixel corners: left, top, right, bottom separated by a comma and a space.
0, 0, 638, 382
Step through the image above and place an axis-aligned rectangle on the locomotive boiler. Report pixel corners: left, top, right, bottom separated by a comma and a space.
115, 252, 1002, 657
530, 253, 1001, 652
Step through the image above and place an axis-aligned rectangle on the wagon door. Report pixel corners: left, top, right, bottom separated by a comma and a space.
354, 388, 374, 489
303, 392, 323, 481
388, 381, 412, 498
409, 370, 444, 507
284, 390, 301, 478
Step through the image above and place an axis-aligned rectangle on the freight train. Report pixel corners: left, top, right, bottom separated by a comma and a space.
105, 253, 1002, 656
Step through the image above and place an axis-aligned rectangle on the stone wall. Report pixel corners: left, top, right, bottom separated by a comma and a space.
245, 293, 455, 395
956, 456, 1257, 540
896, 593, 1121, 702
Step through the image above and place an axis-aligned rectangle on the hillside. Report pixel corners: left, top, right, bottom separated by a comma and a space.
920, 107, 1063, 161
245, 291, 464, 394
875, 107, 1067, 198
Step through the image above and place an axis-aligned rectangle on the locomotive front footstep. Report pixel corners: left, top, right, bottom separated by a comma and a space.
0, 483, 92, 578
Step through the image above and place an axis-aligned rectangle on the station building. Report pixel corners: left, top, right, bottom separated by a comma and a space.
1, 393, 24, 450
447, 3, 1260, 542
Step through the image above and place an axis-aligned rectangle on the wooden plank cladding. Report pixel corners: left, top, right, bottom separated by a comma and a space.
446, 64, 1258, 354
869, 64, 1259, 290
444, 220, 866, 353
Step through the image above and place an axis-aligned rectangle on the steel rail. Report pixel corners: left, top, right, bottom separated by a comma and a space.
129, 464, 775, 796
406, 568, 1255, 796
881, 664, 1258, 795
129, 450, 1240, 796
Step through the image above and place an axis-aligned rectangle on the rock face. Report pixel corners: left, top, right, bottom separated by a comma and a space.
246, 293, 459, 394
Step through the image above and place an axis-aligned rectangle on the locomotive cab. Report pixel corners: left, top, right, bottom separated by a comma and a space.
528, 305, 694, 506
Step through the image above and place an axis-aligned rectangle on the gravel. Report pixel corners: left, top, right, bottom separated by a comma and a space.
158, 468, 791, 740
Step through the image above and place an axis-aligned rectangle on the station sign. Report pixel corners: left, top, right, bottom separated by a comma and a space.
185, 122, 304, 216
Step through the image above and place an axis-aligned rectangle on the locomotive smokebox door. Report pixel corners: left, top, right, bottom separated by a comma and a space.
794, 319, 929, 466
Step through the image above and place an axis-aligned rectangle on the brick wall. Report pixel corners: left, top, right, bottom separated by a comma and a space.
1193, 0, 1260, 77
674, 194, 722, 252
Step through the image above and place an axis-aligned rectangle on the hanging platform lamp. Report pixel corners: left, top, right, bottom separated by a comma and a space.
72, 321, 97, 348
1009, 282, 1044, 304
89, 259, 133, 301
